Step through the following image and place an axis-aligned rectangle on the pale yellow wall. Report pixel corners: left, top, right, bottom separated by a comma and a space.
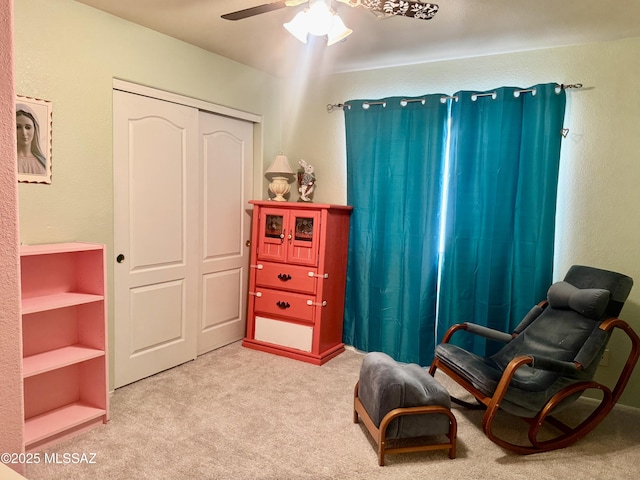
283, 38, 640, 407
14, 0, 284, 388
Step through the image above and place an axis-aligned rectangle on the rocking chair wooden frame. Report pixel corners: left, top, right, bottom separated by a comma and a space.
430, 314, 640, 455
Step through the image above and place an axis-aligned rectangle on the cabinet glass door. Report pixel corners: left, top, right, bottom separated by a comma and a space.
287, 211, 320, 266
257, 209, 288, 262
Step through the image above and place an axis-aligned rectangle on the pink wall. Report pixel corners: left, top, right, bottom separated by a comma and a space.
0, 0, 25, 475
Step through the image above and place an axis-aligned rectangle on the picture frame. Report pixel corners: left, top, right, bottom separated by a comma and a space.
16, 95, 52, 184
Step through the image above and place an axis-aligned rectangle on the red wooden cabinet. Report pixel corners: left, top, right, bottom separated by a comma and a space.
243, 201, 352, 365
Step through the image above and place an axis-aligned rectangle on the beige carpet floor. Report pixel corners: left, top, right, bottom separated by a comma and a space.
26, 341, 640, 480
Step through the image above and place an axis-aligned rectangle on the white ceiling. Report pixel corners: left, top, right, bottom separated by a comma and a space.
73, 0, 640, 78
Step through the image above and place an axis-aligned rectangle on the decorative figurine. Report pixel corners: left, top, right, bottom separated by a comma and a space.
298, 159, 316, 202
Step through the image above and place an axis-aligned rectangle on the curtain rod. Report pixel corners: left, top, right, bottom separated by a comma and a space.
326, 83, 583, 112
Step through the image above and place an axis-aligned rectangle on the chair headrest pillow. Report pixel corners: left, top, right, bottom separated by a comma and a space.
547, 281, 610, 320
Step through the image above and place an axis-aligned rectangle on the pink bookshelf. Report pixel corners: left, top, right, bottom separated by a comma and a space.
20, 242, 109, 451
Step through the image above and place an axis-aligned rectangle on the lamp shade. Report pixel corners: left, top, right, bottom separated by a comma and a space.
306, 0, 334, 36
283, 11, 309, 44
327, 15, 353, 46
265, 154, 295, 177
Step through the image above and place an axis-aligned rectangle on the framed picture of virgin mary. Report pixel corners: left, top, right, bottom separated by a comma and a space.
16, 95, 52, 184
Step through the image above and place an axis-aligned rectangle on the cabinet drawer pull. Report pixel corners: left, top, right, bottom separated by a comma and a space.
276, 301, 291, 309
308, 272, 329, 279
306, 300, 327, 307
277, 273, 292, 281
250, 264, 264, 270
249, 291, 263, 297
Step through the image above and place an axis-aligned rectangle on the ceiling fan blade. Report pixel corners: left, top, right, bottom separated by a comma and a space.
221, 1, 289, 21
356, 1, 439, 20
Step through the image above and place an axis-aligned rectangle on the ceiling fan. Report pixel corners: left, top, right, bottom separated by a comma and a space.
222, 1, 440, 23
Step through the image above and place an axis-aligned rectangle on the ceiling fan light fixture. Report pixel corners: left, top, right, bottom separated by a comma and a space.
326, 15, 352, 46
283, 11, 309, 43
283, 0, 351, 46
305, 0, 334, 36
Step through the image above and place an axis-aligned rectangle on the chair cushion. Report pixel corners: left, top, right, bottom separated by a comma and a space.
358, 352, 451, 439
435, 342, 588, 417
563, 265, 633, 317
435, 344, 502, 396
547, 281, 610, 319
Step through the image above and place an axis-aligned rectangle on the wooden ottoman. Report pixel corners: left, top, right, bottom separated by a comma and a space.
353, 352, 457, 466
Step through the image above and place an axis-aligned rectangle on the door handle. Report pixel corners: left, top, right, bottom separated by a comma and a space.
116, 254, 125, 263
277, 273, 292, 281
276, 301, 291, 309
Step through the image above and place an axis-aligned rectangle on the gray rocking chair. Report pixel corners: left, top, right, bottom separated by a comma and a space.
429, 265, 639, 454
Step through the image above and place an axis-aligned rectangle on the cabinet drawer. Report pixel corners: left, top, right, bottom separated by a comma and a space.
254, 316, 313, 352
255, 262, 317, 294
254, 288, 315, 323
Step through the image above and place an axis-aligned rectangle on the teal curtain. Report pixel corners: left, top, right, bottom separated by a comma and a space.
343, 95, 448, 365
437, 83, 567, 355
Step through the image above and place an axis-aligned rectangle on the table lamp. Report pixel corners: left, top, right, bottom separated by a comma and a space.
265, 154, 295, 201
